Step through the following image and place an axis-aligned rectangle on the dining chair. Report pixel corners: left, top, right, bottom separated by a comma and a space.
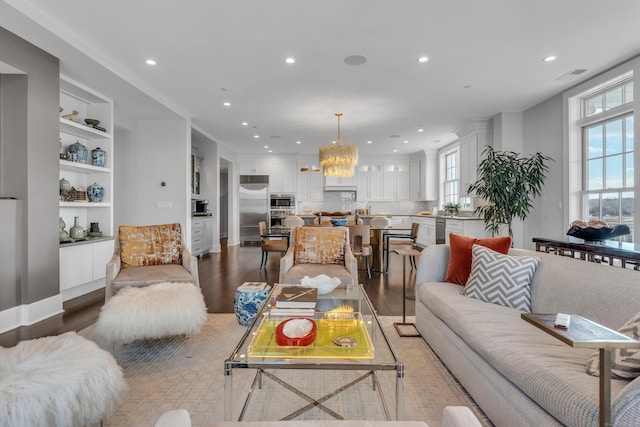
384, 222, 420, 273
259, 221, 288, 269
347, 224, 372, 278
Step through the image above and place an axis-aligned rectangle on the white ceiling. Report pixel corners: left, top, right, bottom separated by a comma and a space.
2, 0, 640, 156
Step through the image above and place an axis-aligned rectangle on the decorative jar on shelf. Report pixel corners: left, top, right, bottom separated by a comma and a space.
69, 140, 88, 163
91, 147, 105, 167
69, 216, 84, 239
87, 182, 104, 202
59, 177, 71, 192
59, 217, 69, 241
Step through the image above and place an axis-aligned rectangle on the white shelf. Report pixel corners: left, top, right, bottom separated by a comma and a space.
59, 159, 111, 174
60, 202, 112, 208
60, 118, 111, 139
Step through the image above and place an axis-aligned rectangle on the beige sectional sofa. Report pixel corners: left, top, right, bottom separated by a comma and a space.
415, 244, 640, 426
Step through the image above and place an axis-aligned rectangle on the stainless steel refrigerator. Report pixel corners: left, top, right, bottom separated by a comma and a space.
239, 175, 269, 244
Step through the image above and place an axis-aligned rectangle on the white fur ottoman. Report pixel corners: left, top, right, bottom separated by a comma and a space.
94, 281, 207, 346
0, 332, 126, 427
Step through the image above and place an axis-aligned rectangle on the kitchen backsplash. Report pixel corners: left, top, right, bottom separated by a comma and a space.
298, 192, 435, 215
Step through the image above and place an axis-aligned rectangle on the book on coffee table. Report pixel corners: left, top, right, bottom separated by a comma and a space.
275, 286, 317, 308
269, 307, 316, 317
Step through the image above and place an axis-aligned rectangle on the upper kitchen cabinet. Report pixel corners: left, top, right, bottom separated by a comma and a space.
382, 167, 410, 200
456, 121, 492, 196
58, 75, 114, 301
297, 170, 324, 201
269, 160, 297, 193
356, 162, 383, 201
412, 151, 438, 201
239, 159, 269, 175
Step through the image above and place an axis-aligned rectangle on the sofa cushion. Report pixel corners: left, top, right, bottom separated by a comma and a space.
445, 233, 512, 285
294, 227, 345, 265
463, 245, 540, 312
119, 223, 183, 268
586, 311, 640, 379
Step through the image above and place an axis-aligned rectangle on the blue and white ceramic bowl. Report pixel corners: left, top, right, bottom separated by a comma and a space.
330, 219, 348, 227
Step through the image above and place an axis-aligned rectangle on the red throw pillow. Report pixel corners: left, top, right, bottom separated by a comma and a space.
445, 233, 512, 285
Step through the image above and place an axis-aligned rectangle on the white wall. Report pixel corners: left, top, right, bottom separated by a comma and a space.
522, 94, 565, 250
191, 128, 219, 252
114, 119, 190, 239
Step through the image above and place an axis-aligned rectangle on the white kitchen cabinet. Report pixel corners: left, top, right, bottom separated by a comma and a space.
269, 160, 297, 193
444, 219, 490, 244
410, 161, 422, 201
59, 75, 114, 300
383, 171, 410, 200
324, 175, 356, 187
239, 160, 270, 175
192, 217, 213, 256
356, 168, 383, 201
456, 121, 492, 195
297, 171, 324, 201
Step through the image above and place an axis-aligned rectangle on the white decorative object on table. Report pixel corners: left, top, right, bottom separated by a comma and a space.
301, 274, 341, 295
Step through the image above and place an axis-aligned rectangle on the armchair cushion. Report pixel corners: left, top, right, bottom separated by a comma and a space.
119, 223, 183, 268
294, 227, 345, 265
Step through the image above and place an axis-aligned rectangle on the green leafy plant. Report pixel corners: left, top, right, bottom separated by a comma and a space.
467, 146, 553, 239
443, 202, 461, 216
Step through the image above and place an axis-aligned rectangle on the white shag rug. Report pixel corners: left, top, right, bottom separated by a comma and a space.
0, 331, 126, 427
94, 282, 207, 346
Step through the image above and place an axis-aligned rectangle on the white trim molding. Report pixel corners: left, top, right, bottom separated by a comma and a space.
0, 294, 64, 334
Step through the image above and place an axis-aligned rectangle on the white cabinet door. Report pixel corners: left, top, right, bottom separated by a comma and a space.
396, 172, 410, 200
270, 161, 297, 193
60, 245, 94, 291
415, 217, 436, 247
410, 161, 421, 201
239, 160, 269, 175
383, 172, 410, 200
382, 173, 395, 200
368, 173, 384, 200
297, 172, 323, 201
92, 240, 114, 281
445, 219, 489, 243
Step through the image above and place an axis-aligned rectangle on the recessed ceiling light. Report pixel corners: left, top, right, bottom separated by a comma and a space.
285, 57, 295, 64
404, 140, 409, 144
543, 56, 557, 62
242, 122, 248, 126
268, 150, 273, 153
417, 56, 429, 63
367, 140, 372, 144
393, 149, 398, 153
418, 128, 424, 133
264, 145, 269, 149
254, 135, 259, 139
296, 141, 302, 144
223, 102, 231, 107
145, 59, 156, 66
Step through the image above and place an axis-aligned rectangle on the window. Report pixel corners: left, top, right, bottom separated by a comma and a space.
443, 151, 458, 205
580, 79, 634, 241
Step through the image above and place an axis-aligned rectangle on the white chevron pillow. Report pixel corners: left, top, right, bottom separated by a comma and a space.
586, 312, 640, 379
463, 244, 540, 312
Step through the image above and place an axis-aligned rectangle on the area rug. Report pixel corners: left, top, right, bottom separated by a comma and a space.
80, 314, 492, 427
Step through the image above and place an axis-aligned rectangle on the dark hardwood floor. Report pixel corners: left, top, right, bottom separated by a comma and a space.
0, 240, 417, 347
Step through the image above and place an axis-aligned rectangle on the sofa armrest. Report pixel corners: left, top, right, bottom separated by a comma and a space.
343, 243, 359, 285
279, 243, 295, 284
182, 247, 200, 288
416, 244, 450, 285
105, 250, 121, 301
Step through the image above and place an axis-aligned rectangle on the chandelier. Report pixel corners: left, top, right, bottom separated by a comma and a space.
319, 113, 359, 177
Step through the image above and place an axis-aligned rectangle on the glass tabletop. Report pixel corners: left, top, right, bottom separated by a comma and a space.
227, 284, 400, 370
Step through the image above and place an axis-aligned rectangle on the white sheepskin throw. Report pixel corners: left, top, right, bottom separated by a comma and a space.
94, 281, 207, 346
0, 332, 126, 427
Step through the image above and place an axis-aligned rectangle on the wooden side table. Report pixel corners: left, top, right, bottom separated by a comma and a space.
393, 248, 422, 337
522, 313, 640, 427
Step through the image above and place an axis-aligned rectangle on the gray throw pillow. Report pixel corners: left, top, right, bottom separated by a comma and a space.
463, 244, 540, 312
586, 312, 640, 379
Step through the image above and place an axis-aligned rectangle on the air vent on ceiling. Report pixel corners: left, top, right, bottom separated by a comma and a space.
556, 68, 588, 81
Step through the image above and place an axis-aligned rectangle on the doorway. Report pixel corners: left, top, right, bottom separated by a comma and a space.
220, 158, 230, 246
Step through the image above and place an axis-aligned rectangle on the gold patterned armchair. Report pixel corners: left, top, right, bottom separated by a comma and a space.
279, 226, 358, 285
105, 223, 199, 301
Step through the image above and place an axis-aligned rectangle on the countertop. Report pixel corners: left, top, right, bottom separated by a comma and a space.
297, 213, 483, 220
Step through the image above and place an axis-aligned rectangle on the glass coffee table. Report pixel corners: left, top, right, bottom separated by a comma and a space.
224, 284, 404, 421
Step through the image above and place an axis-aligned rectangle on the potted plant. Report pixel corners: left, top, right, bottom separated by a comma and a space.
467, 146, 552, 239
443, 202, 461, 217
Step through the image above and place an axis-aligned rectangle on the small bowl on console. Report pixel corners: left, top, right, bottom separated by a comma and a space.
330, 219, 348, 227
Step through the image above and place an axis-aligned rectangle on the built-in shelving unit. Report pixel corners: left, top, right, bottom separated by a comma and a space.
58, 75, 115, 301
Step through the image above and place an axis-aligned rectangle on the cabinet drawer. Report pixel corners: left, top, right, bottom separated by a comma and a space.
192, 228, 204, 237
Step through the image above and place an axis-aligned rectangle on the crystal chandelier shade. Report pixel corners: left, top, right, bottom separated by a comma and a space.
319, 113, 359, 177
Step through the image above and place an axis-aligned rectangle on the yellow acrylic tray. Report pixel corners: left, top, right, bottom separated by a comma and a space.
248, 312, 374, 359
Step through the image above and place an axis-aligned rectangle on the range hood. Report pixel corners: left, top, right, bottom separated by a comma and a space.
323, 176, 357, 192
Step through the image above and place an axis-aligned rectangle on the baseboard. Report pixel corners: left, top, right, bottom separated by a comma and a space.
0, 294, 64, 334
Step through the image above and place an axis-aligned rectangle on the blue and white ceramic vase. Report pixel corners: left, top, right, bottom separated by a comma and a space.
234, 286, 271, 326
87, 182, 104, 202
71, 141, 88, 163
91, 147, 105, 167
